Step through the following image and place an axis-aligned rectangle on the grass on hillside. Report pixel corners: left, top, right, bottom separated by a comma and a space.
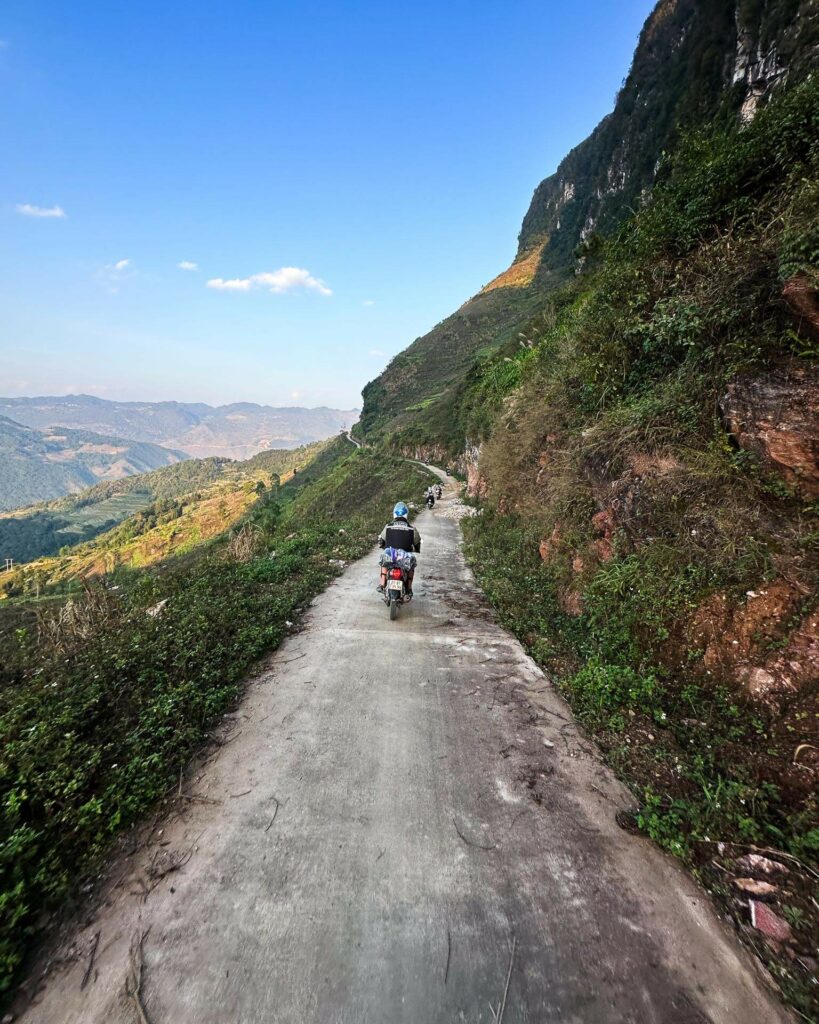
0, 438, 433, 1000
456, 78, 819, 1015
0, 445, 326, 596
0, 458, 232, 565
358, 283, 544, 444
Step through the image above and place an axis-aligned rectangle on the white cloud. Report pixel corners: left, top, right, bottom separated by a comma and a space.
255, 268, 332, 295
362, 299, 375, 307
206, 266, 331, 296
368, 349, 385, 357
98, 258, 134, 292
290, 390, 303, 400
16, 203, 66, 219
178, 260, 198, 271
207, 277, 252, 291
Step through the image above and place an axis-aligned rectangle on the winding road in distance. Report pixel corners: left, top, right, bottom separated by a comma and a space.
17, 473, 787, 1024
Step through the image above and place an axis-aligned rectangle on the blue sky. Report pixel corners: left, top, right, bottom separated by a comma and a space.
0, 0, 654, 410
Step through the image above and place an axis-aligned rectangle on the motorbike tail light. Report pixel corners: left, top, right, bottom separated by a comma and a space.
389, 568, 403, 579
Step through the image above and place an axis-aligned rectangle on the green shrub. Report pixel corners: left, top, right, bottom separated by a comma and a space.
562, 659, 660, 731
0, 440, 433, 996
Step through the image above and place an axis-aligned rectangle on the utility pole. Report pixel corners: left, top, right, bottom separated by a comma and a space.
3, 558, 13, 573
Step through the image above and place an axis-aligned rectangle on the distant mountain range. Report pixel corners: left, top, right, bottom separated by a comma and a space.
0, 395, 360, 461
0, 415, 185, 511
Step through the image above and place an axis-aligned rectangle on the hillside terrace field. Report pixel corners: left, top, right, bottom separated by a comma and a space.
0, 444, 326, 598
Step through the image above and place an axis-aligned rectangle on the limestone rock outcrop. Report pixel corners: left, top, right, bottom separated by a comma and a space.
721, 364, 819, 498
783, 273, 819, 345
687, 579, 817, 703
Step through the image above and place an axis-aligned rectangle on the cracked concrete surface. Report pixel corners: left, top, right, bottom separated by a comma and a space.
15, 474, 789, 1023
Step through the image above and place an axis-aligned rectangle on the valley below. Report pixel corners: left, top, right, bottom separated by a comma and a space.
0, 396, 359, 511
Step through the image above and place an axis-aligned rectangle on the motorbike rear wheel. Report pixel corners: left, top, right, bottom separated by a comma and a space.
389, 593, 399, 620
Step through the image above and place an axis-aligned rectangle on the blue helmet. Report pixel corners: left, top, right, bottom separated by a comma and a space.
393, 502, 409, 519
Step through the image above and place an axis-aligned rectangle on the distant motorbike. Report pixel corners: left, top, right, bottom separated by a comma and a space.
434, 485, 442, 499
380, 547, 413, 620
426, 492, 435, 509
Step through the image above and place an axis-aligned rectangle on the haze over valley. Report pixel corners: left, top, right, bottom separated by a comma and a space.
0, 394, 359, 509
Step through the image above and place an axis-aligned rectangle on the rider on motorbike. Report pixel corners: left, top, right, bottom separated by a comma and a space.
378, 502, 421, 597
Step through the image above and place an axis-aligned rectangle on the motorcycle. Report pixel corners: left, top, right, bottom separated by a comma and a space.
426, 492, 435, 509
434, 485, 442, 499
383, 563, 410, 620
380, 547, 414, 620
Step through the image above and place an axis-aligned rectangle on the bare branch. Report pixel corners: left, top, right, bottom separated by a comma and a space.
497, 935, 517, 1023
264, 795, 281, 832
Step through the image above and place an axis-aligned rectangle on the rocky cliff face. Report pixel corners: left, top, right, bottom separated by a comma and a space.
517, 0, 818, 273
361, 1, 818, 444
721, 364, 819, 498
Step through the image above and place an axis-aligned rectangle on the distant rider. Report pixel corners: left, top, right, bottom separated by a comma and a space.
378, 502, 421, 597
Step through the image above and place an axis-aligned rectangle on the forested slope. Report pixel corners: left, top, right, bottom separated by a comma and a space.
0, 416, 185, 511
0, 448, 318, 566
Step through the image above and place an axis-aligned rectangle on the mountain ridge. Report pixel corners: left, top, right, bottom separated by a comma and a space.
0, 395, 360, 462
515, 0, 819, 272
359, 0, 818, 444
0, 415, 186, 512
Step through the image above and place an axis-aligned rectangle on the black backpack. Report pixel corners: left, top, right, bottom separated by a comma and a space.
385, 522, 415, 552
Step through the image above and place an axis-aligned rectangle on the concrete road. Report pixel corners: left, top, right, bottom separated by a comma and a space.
17, 475, 788, 1024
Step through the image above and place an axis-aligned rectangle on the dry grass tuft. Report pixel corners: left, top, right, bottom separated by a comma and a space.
37, 582, 121, 654
227, 522, 264, 562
